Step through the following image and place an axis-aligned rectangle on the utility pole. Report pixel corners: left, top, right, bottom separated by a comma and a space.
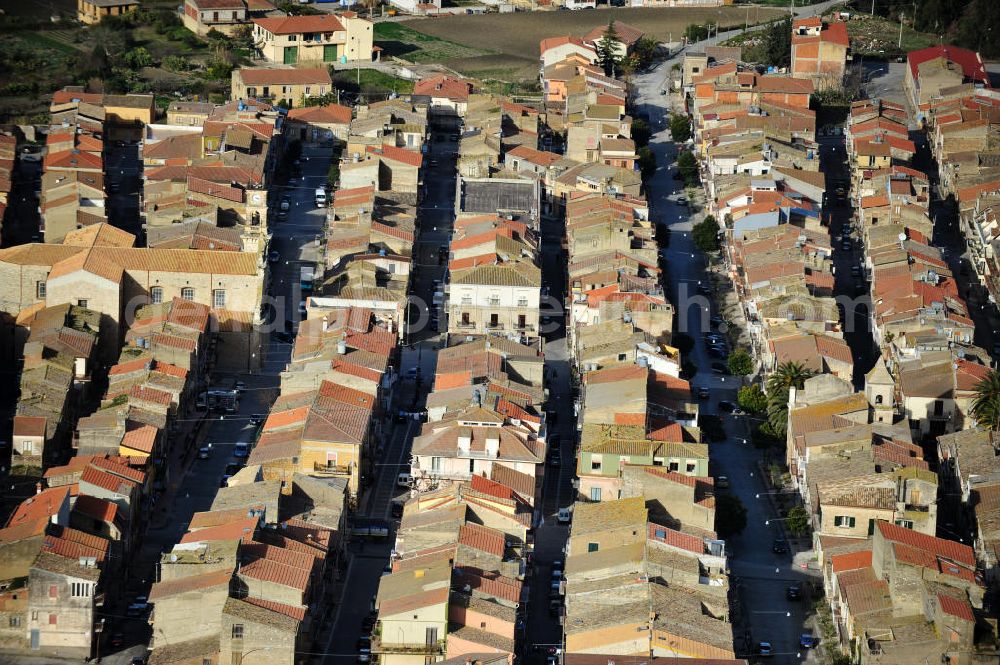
898, 14, 904, 50
871, 0, 876, 16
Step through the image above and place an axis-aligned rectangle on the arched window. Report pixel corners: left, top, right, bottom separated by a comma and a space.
875, 394, 883, 405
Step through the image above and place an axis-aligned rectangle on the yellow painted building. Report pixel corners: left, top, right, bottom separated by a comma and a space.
78, 0, 138, 24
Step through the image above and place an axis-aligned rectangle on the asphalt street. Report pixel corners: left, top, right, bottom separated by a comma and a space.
632, 43, 822, 665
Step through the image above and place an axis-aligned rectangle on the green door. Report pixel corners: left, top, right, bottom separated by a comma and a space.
323, 44, 338, 62
283, 46, 298, 65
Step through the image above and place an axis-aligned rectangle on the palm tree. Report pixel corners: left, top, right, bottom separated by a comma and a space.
972, 369, 1000, 430
765, 361, 813, 437
766, 361, 813, 395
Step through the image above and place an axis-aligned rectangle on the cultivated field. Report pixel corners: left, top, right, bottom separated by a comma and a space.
403, 6, 786, 80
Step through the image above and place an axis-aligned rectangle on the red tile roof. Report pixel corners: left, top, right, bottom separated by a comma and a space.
458, 522, 505, 558
72, 495, 120, 525
14, 415, 47, 438
79, 466, 137, 496
647, 522, 703, 554
240, 557, 310, 592
6, 487, 70, 529
877, 521, 975, 566
369, 143, 423, 168
180, 516, 259, 543
287, 103, 352, 125
253, 13, 344, 34
243, 596, 307, 621
830, 549, 872, 573
236, 67, 332, 86
908, 45, 988, 85
938, 592, 975, 622
414, 74, 473, 101
149, 570, 232, 601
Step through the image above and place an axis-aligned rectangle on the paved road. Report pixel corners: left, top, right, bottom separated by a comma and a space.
632, 49, 820, 663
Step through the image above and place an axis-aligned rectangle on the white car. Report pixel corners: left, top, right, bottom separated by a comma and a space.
557, 507, 572, 524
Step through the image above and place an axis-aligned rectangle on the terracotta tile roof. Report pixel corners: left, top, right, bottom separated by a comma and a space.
253, 13, 344, 34
240, 557, 310, 592
129, 384, 173, 407
489, 464, 535, 501
149, 570, 232, 601
647, 521, 704, 554
318, 380, 376, 409
180, 516, 259, 543
908, 45, 988, 85
243, 596, 307, 621
454, 570, 522, 603
287, 103, 352, 125
80, 466, 137, 496
938, 592, 975, 622
121, 423, 158, 454
369, 143, 422, 168
469, 473, 523, 504
877, 521, 975, 566
583, 21, 644, 47
6, 487, 70, 529
236, 67, 332, 86
72, 495, 120, 525
414, 74, 473, 101
540, 35, 590, 54
42, 525, 108, 562
90, 455, 145, 483
458, 522, 506, 558
14, 415, 47, 438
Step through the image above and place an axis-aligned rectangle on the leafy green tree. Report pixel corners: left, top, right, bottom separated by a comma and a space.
786, 506, 811, 537
727, 348, 753, 376
676, 150, 698, 186
637, 147, 656, 181
738, 384, 768, 414
684, 23, 709, 43
715, 494, 748, 538
669, 114, 690, 143
764, 18, 792, 69
162, 55, 189, 72
631, 36, 658, 68
596, 21, 621, 77
631, 119, 651, 147
972, 369, 1000, 430
692, 216, 720, 254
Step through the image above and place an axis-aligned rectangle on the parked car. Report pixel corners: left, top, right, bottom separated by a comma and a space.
197, 446, 212, 459
696, 387, 711, 400
233, 443, 250, 459
396, 472, 413, 488
756, 642, 773, 657
676, 196, 688, 206
718, 400, 737, 413
772, 539, 789, 554
557, 507, 572, 524
708, 346, 728, 359
549, 599, 561, 616
716, 476, 729, 489
786, 584, 802, 600
711, 362, 729, 374
279, 197, 290, 211
549, 451, 561, 467
268, 250, 280, 263
799, 633, 820, 649
225, 462, 241, 476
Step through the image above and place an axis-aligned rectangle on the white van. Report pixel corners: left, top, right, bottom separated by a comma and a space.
396, 472, 413, 488
314, 187, 327, 207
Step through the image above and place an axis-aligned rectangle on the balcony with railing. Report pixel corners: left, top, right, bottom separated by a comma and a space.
371, 636, 445, 656
312, 462, 354, 477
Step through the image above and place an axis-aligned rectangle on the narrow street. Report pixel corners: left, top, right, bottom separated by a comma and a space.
632, 58, 816, 664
